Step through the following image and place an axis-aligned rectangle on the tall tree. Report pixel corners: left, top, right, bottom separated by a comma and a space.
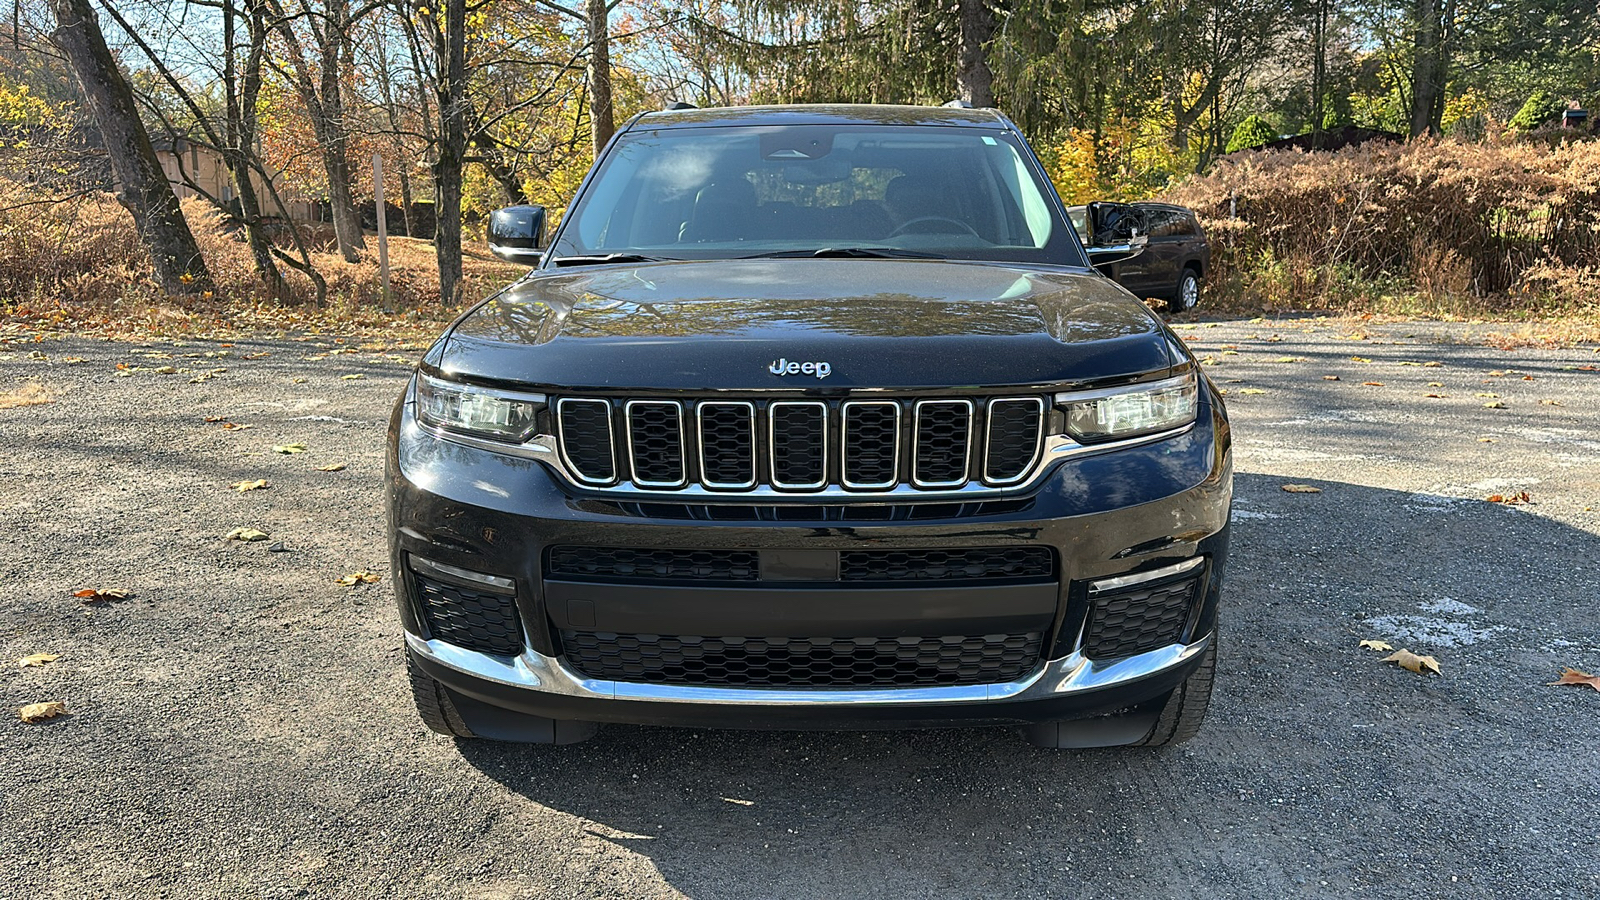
264, 0, 368, 261
47, 0, 210, 294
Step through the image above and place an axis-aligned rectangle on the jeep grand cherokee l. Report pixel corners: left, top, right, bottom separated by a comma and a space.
388, 104, 1231, 749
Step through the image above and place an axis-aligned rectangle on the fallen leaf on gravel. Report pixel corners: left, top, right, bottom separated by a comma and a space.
272, 443, 307, 454
1483, 400, 1508, 409
1239, 388, 1267, 395
74, 588, 132, 605
1323, 375, 1340, 381
341, 373, 365, 380
204, 415, 227, 422
222, 422, 251, 431
1423, 393, 1446, 398
243, 352, 270, 360
19, 652, 60, 667
1548, 668, 1600, 693
1427, 382, 1444, 387
226, 527, 270, 542
1521, 375, 1535, 381
1476, 392, 1499, 398
19, 701, 67, 723
154, 365, 177, 375
1273, 356, 1302, 363
231, 479, 270, 492
315, 463, 346, 472
62, 357, 84, 365
1540, 399, 1562, 406
0, 382, 53, 409
1359, 640, 1394, 652
1488, 370, 1506, 377
1382, 649, 1441, 675
1478, 437, 1496, 443
1281, 484, 1322, 493
1423, 361, 1443, 368
1362, 381, 1385, 387
1350, 356, 1372, 363
291, 377, 308, 384
1485, 491, 1531, 504
336, 571, 382, 586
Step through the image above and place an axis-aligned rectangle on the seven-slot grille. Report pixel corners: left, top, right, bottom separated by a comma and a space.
553, 395, 1046, 493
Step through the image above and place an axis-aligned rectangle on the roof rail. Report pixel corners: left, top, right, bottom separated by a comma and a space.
663, 100, 698, 111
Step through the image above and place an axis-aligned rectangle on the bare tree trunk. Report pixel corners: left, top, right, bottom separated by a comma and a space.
266, 0, 366, 261
1310, 0, 1329, 141
1408, 0, 1446, 136
433, 0, 467, 304
49, 0, 209, 294
225, 0, 288, 298
956, 0, 994, 108
586, 0, 614, 154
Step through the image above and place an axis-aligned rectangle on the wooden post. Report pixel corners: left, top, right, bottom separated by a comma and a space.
373, 152, 391, 306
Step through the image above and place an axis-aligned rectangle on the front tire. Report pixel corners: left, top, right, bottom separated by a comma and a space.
408, 655, 477, 738
1133, 636, 1216, 747
1173, 267, 1202, 311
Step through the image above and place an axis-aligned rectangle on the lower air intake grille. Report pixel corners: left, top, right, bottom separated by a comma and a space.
840, 547, 1055, 582
1082, 576, 1199, 659
414, 576, 523, 656
547, 546, 760, 582
558, 631, 1044, 688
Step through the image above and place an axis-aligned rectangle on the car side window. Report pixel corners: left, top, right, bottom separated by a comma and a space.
1147, 210, 1184, 239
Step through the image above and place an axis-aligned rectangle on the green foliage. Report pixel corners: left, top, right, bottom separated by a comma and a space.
1225, 115, 1277, 152
1508, 90, 1565, 130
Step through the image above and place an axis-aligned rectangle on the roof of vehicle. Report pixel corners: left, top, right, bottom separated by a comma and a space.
630, 103, 1011, 131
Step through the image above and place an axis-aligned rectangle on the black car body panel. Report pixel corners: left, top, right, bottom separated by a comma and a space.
1069, 201, 1210, 304
388, 103, 1233, 747
435, 259, 1175, 391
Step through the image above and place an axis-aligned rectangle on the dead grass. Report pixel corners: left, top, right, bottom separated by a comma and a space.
0, 381, 53, 409
1164, 137, 1600, 342
0, 181, 523, 341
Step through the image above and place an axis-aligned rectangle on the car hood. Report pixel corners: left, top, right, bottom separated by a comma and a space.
430, 258, 1179, 391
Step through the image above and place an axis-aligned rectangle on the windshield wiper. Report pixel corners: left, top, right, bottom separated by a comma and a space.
550, 253, 677, 267
736, 247, 947, 260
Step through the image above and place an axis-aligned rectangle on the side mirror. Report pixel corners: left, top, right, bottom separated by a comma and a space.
1086, 234, 1149, 265
488, 205, 546, 266
1083, 201, 1147, 264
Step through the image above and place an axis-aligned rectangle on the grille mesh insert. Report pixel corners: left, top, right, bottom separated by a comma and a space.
547, 546, 760, 582
1083, 576, 1199, 659
842, 402, 899, 487
840, 547, 1055, 582
559, 630, 1044, 687
985, 399, 1043, 484
414, 575, 523, 656
914, 401, 972, 485
627, 402, 685, 486
698, 403, 756, 487
769, 403, 827, 488
556, 400, 615, 483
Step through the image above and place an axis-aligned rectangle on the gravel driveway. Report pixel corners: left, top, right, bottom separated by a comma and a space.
3, 319, 1598, 899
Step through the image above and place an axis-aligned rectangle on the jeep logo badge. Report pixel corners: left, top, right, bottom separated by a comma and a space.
769, 358, 832, 379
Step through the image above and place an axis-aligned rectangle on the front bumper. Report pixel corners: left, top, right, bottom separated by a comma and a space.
387, 384, 1231, 731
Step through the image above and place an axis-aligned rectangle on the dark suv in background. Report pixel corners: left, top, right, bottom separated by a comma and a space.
390, 104, 1231, 750
1069, 202, 1209, 311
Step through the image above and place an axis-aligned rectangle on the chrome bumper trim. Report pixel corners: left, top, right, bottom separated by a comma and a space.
405, 632, 1211, 707
1088, 555, 1205, 594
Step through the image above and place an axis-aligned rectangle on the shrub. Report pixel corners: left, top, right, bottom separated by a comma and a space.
1509, 91, 1565, 131
1225, 116, 1277, 153
1163, 138, 1600, 313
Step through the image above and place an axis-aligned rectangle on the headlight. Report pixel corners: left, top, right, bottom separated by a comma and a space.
1058, 371, 1198, 442
416, 371, 544, 442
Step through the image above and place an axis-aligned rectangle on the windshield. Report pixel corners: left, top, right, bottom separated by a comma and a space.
548, 124, 1085, 266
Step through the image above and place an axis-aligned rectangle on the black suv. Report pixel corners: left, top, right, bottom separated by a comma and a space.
1068, 202, 1209, 310
389, 104, 1231, 749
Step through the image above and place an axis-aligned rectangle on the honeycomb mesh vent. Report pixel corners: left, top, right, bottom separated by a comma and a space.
559, 631, 1044, 688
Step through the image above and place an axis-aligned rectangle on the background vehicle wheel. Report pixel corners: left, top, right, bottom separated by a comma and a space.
408, 655, 477, 738
1133, 635, 1216, 747
1173, 268, 1202, 311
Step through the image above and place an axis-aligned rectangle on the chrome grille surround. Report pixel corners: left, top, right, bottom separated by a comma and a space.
438, 392, 1194, 500
911, 399, 974, 489
624, 400, 688, 488
767, 401, 829, 490
841, 400, 901, 489
554, 398, 616, 485
695, 401, 757, 490
983, 397, 1046, 486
